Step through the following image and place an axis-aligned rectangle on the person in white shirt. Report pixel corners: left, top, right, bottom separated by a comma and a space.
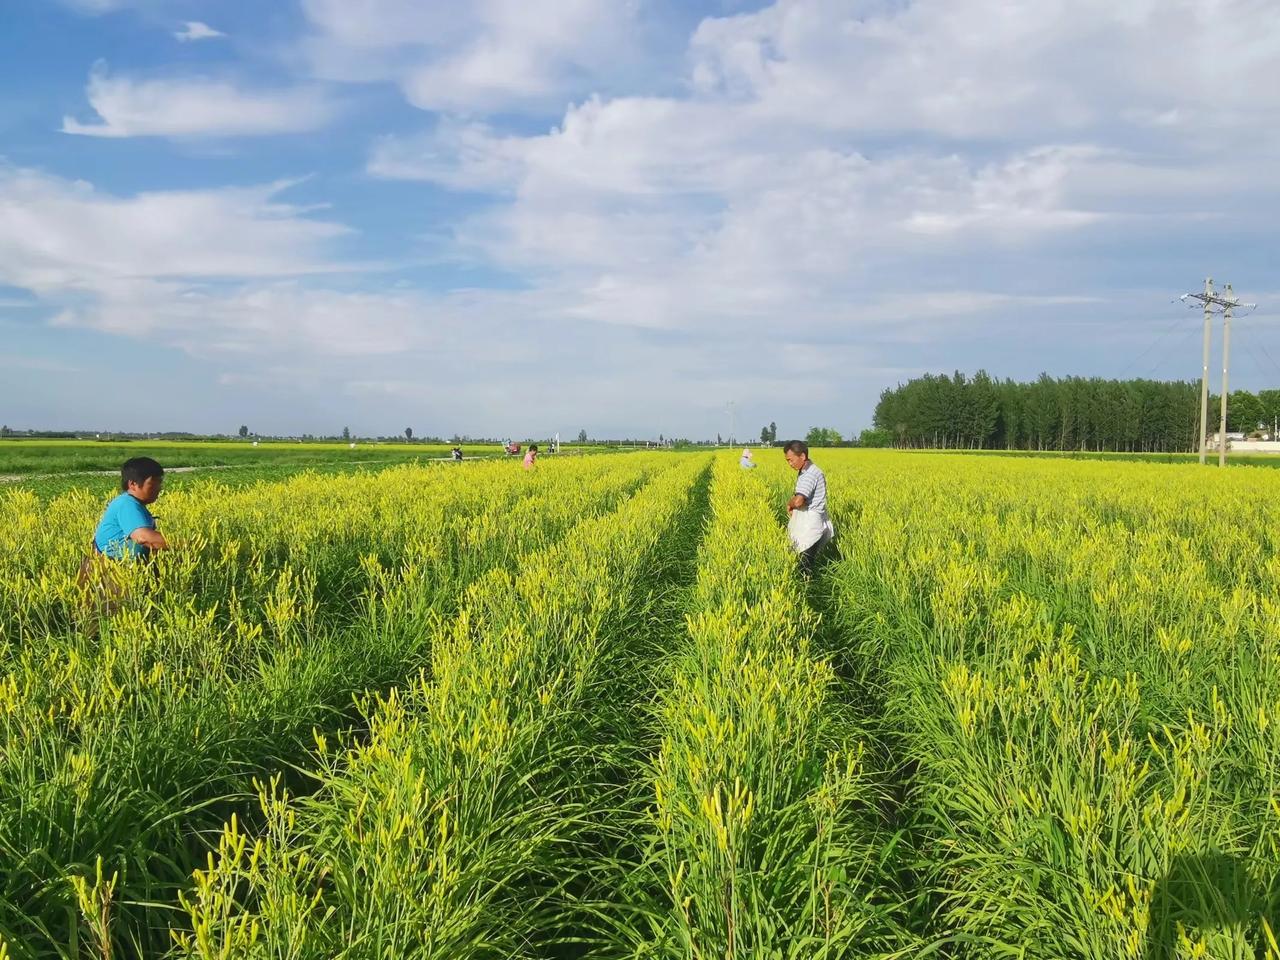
783, 440, 834, 574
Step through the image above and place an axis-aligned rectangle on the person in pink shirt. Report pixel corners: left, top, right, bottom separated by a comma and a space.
523, 444, 538, 470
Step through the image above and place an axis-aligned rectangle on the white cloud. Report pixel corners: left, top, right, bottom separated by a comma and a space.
175, 21, 225, 42
62, 65, 336, 138
368, 120, 526, 191
50, 281, 434, 357
0, 166, 351, 293
300, 0, 642, 112
0, 166, 461, 367
373, 106, 1117, 332
365, 0, 1279, 345
687, 0, 1280, 138
344, 0, 1280, 435
0, 161, 980, 434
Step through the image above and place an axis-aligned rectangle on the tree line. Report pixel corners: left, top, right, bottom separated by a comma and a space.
871, 371, 1280, 452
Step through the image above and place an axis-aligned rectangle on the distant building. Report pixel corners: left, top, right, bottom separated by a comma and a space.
1205, 432, 1280, 453
1228, 439, 1280, 453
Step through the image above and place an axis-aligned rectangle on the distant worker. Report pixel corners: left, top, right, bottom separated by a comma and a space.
739, 447, 757, 469
79, 457, 169, 621
523, 444, 538, 470
783, 441, 833, 575
451, 446, 463, 461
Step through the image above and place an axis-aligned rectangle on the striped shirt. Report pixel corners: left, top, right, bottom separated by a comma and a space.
795, 461, 828, 520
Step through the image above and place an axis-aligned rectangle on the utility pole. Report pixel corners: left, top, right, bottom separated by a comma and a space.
728, 401, 736, 446
1219, 284, 1234, 467
1198, 278, 1213, 465
1180, 280, 1255, 467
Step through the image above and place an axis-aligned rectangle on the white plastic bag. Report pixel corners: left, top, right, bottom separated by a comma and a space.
787, 508, 826, 552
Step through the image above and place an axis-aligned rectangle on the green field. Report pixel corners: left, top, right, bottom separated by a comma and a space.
1, 449, 1276, 958
6, 461, 447, 502
0, 439, 612, 500
0, 439, 470, 476
925, 446, 1280, 468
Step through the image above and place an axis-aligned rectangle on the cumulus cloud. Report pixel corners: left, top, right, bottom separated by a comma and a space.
368, 120, 526, 191
373, 108, 1117, 331
0, 166, 403, 362
0, 167, 481, 372
0, 159, 998, 435
687, 0, 1280, 138
299, 0, 642, 111
62, 65, 336, 138
175, 21, 225, 42
50, 280, 434, 357
366, 0, 1278, 341
0, 166, 351, 292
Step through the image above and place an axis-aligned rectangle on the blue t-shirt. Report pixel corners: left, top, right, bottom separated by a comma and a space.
93, 492, 155, 559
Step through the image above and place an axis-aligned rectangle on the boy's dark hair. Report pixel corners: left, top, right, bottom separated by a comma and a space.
529, 444, 539, 451
782, 440, 809, 457
121, 457, 164, 491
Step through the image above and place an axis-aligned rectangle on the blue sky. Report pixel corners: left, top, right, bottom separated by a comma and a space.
1, 0, 1278, 439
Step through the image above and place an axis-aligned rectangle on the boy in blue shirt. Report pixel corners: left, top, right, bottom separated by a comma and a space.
79, 458, 169, 627
92, 457, 169, 558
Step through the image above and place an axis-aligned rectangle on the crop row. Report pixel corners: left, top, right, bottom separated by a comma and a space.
597, 457, 909, 957
815, 451, 1280, 959
0, 455, 666, 957
3, 458, 618, 639
165, 456, 711, 957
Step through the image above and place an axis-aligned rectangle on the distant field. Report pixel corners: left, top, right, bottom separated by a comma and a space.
891, 446, 1280, 468
6, 460, 442, 501
0, 439, 464, 477
0, 440, 620, 500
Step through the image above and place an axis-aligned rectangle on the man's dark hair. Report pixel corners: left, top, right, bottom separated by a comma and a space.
121, 456, 164, 491
782, 440, 809, 457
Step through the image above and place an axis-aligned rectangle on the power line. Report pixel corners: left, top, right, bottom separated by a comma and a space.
1223, 320, 1280, 437
1115, 310, 1199, 381
1239, 320, 1280, 386
1228, 317, 1280, 389
1240, 330, 1272, 385
1141, 322, 1202, 380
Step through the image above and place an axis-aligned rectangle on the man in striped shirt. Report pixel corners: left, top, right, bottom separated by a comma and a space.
783, 440, 834, 574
